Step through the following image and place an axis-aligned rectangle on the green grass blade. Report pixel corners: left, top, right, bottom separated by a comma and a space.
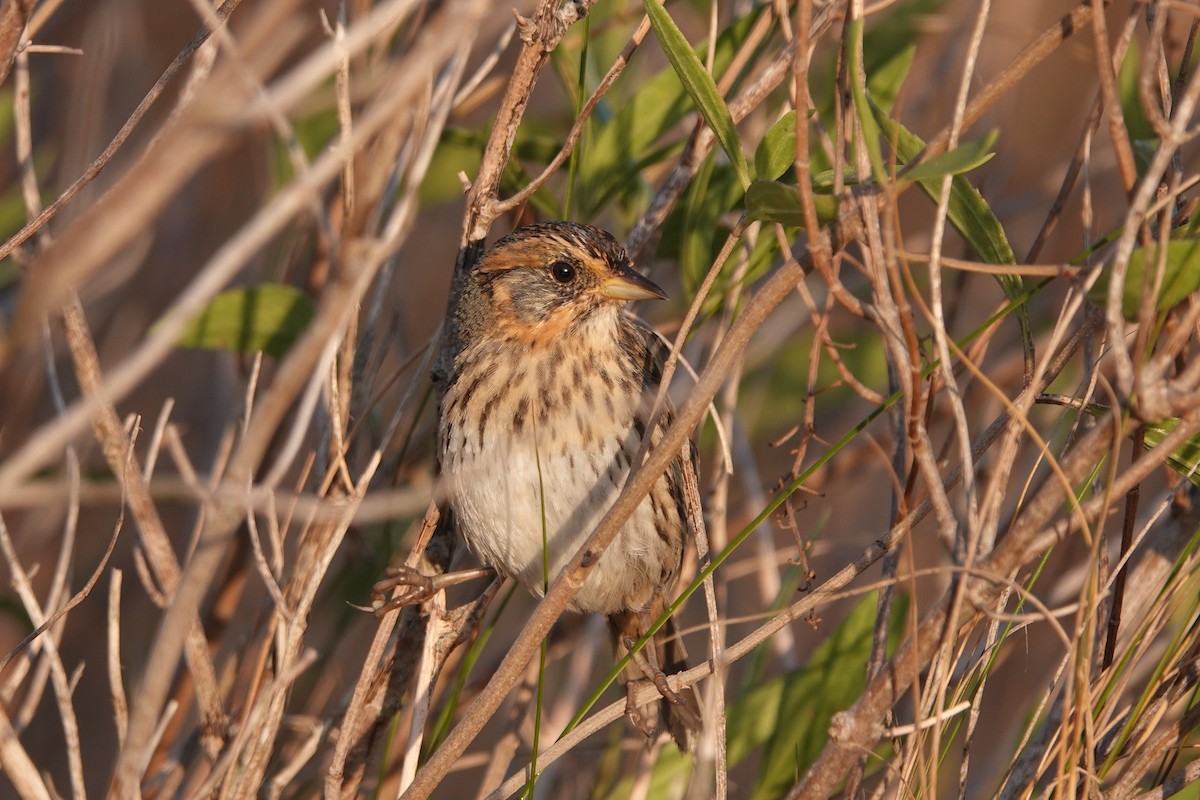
644, 0, 750, 189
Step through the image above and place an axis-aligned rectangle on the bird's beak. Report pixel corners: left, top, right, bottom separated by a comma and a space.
598, 265, 668, 301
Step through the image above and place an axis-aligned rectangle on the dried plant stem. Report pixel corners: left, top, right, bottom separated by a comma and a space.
403, 227, 820, 798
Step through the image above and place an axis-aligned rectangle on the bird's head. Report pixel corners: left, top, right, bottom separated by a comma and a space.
460, 222, 667, 344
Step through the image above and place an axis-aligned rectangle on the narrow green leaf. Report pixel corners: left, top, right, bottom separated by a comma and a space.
1144, 417, 1200, 489
846, 16, 886, 182
604, 593, 908, 800
174, 284, 315, 358
744, 180, 835, 227
1087, 238, 1200, 319
867, 44, 916, 115
870, 100, 1013, 265
581, 10, 760, 215
1046, 400, 1200, 489
751, 592, 908, 799
868, 98, 1031, 356
899, 129, 998, 183
644, 0, 750, 189
754, 111, 797, 181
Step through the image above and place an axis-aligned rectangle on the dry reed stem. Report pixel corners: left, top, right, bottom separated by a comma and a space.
3, 1, 1200, 796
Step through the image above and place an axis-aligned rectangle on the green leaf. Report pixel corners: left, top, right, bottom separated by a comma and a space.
603, 593, 908, 800
899, 129, 998, 183
1118, 39, 1155, 143
580, 10, 760, 215
1087, 238, 1200, 319
1144, 417, 1200, 489
867, 44, 916, 115
870, 101, 1013, 266
644, 0, 750, 189
868, 98, 1031, 355
175, 284, 315, 358
750, 592, 908, 799
1063, 402, 1200, 490
754, 111, 797, 181
744, 180, 836, 227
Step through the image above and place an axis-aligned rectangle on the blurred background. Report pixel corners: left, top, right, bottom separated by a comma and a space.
1, 0, 1196, 798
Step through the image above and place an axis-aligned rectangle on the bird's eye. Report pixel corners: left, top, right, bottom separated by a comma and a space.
550, 260, 576, 283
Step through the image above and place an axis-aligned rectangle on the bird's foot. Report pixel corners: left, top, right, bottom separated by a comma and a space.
371, 565, 495, 617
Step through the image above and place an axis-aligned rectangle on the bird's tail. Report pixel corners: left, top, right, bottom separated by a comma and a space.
609, 607, 702, 751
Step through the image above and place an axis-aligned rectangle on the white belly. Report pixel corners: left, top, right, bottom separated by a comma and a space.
442, 423, 670, 615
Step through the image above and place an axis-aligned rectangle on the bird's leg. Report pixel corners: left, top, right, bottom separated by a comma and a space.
622, 625, 687, 708
371, 565, 496, 617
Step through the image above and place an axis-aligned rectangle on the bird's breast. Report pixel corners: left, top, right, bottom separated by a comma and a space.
437, 338, 674, 614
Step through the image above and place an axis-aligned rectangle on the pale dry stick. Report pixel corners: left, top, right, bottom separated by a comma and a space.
331, 506, 438, 798
0, 511, 86, 799
108, 569, 129, 751
488, 333, 1090, 800
1089, 0, 1139, 196
397, 594, 455, 795
957, 592, 1012, 799
0, 455, 129, 689
924, 0, 990, 551
920, 0, 992, 787
459, 0, 598, 247
189, 648, 319, 797
267, 716, 328, 800
792, 0, 832, 274
920, 1, 1098, 160
206, 264, 398, 797
329, 2, 354, 223
0, 705, 50, 800
0, 0, 32, 88
490, 13, 651, 219
688, 231, 763, 800
401, 236, 817, 800
259, 321, 343, 492
1103, 22, 1200, 416
792, 405, 1200, 797
0, 0, 247, 264
237, 37, 478, 797
0, 0, 480, 502
625, 0, 842, 260
7, 454, 79, 720
2, 46, 80, 716
59, 297, 229, 747
245, 509, 289, 613
683, 439, 725, 800
16, 451, 81, 716
142, 399, 175, 482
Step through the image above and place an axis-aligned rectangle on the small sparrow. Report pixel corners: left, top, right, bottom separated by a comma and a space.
437, 221, 702, 748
